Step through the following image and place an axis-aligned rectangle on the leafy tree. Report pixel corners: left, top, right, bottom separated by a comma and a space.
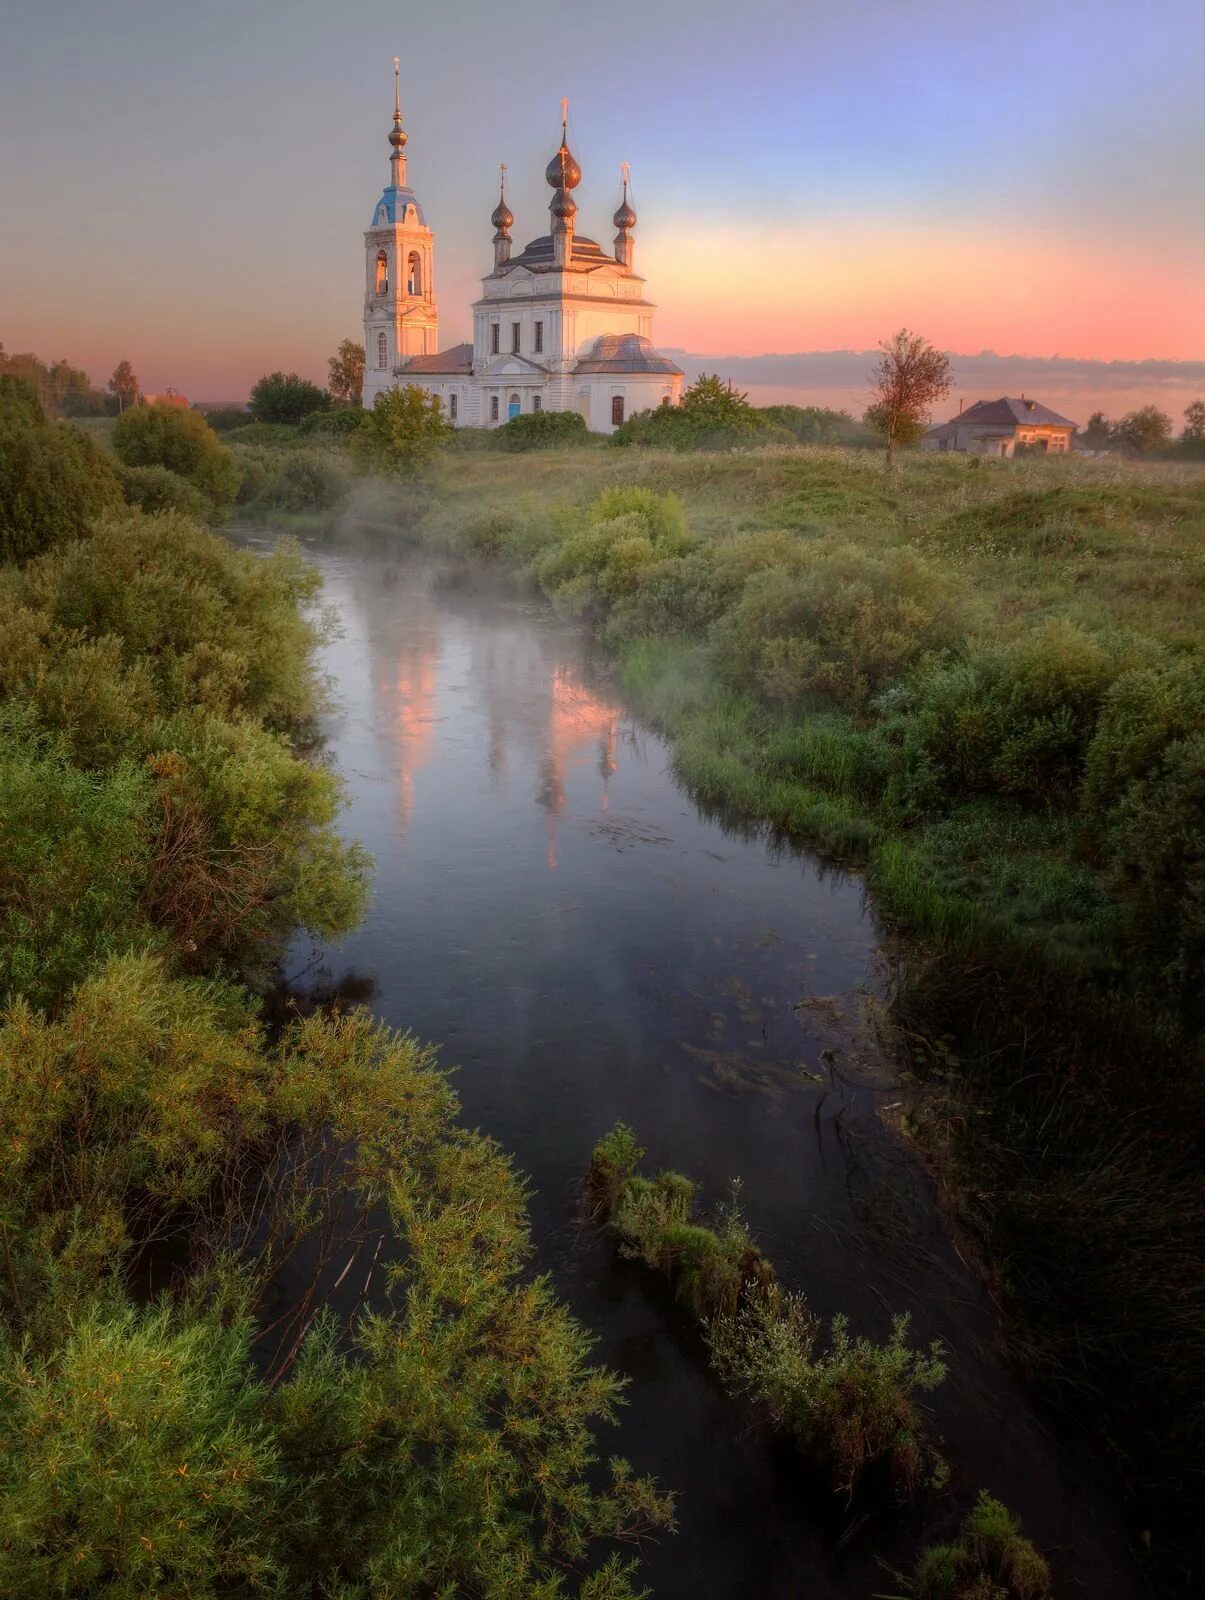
1113, 405, 1173, 455
113, 400, 238, 514
1081, 410, 1112, 449
196, 404, 251, 431
1182, 399, 1205, 442
115, 461, 210, 519
249, 370, 330, 425
0, 376, 122, 562
866, 329, 952, 466
327, 339, 365, 407
495, 408, 589, 450
107, 359, 140, 411
0, 344, 95, 417
614, 374, 790, 451
759, 403, 873, 445
351, 383, 451, 475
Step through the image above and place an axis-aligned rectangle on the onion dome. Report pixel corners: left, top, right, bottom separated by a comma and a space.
492, 195, 513, 231
389, 118, 408, 151
388, 57, 407, 149
550, 186, 577, 222
613, 192, 636, 230
546, 138, 582, 191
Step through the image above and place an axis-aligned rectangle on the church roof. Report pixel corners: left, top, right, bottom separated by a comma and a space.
503, 233, 619, 272
574, 334, 683, 375
402, 342, 473, 375
371, 185, 426, 227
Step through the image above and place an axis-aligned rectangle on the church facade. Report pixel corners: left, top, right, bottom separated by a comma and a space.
362, 76, 683, 432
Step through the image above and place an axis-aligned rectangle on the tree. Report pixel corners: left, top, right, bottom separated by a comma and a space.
351, 384, 451, 475
866, 329, 951, 466
0, 344, 94, 417
0, 375, 122, 562
328, 340, 365, 408
680, 372, 754, 424
113, 401, 239, 514
1182, 399, 1205, 442
1082, 410, 1112, 449
1113, 405, 1173, 456
107, 359, 140, 412
249, 370, 330, 425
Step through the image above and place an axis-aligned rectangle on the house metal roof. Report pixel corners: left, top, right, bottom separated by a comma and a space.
930, 397, 1077, 434
503, 233, 619, 272
370, 185, 426, 228
573, 334, 683, 375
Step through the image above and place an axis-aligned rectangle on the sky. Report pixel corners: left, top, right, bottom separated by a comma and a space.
1, 0, 1202, 406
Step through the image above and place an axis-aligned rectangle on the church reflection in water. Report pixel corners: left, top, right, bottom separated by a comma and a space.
366, 577, 622, 868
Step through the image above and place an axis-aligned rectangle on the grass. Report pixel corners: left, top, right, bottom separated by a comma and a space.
371, 438, 1205, 1582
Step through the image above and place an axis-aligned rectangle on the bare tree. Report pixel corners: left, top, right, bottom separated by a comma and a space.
866, 330, 951, 467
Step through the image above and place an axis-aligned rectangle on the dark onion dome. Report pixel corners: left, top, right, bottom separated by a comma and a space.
613, 194, 636, 230
491, 197, 514, 231
545, 138, 582, 190
550, 186, 577, 221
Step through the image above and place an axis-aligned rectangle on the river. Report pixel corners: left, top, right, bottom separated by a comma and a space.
238, 528, 1145, 1599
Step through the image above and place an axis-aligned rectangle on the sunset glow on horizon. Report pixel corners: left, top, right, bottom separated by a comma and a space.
1, 0, 1201, 401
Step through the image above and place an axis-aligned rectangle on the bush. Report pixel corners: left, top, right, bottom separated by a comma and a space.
535, 485, 692, 609
252, 452, 347, 513
113, 401, 239, 514
297, 407, 365, 438
248, 371, 330, 425
116, 462, 211, 520
908, 1491, 1051, 1598
197, 405, 252, 432
615, 372, 792, 451
494, 409, 590, 450
351, 384, 452, 476
222, 421, 303, 446
758, 404, 875, 446
0, 377, 122, 562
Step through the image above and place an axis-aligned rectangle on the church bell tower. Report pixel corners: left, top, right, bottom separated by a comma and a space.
363, 60, 439, 404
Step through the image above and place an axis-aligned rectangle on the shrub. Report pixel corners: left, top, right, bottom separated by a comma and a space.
0, 377, 122, 562
116, 462, 211, 520
253, 452, 347, 513
248, 370, 330, 425
908, 1491, 1051, 1598
615, 373, 793, 451
222, 421, 303, 446
494, 409, 590, 450
113, 401, 239, 514
758, 404, 874, 446
297, 406, 365, 438
709, 1297, 947, 1499
197, 404, 252, 432
351, 384, 452, 476
536, 485, 692, 608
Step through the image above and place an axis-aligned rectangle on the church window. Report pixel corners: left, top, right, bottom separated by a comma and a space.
450, 393, 458, 422
534, 320, 544, 354
508, 393, 521, 420
611, 395, 625, 426
375, 251, 388, 294
490, 394, 500, 423
490, 323, 500, 355
377, 332, 388, 369
532, 394, 542, 412
511, 322, 521, 354
407, 252, 422, 296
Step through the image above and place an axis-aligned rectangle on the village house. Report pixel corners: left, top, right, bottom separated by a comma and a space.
924, 397, 1077, 457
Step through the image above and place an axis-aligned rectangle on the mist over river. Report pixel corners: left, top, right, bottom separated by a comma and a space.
235, 528, 1146, 1600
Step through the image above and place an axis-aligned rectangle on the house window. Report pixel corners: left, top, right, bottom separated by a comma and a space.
377, 332, 387, 370
611, 395, 625, 427
511, 322, 521, 354
532, 394, 542, 412
534, 320, 544, 354
407, 252, 422, 296
490, 395, 499, 423
491, 323, 500, 355
450, 393, 458, 422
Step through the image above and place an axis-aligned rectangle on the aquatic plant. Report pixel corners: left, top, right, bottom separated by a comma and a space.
882, 1491, 1051, 1599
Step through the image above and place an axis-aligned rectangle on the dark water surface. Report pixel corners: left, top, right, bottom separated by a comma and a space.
243, 531, 1143, 1599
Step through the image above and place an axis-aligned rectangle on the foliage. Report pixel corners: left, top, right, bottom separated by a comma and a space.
297, 406, 366, 438
198, 405, 252, 432
107, 359, 140, 411
535, 486, 693, 610
759, 403, 874, 445
248, 370, 331, 425
327, 338, 365, 407
613, 374, 790, 451
1081, 410, 1112, 449
1182, 398, 1205, 442
0, 342, 95, 417
866, 330, 952, 464
113, 401, 239, 514
587, 1125, 942, 1499
904, 1491, 1051, 1598
246, 450, 348, 513
495, 408, 590, 450
0, 377, 122, 562
1112, 405, 1173, 455
116, 461, 211, 519
351, 383, 452, 476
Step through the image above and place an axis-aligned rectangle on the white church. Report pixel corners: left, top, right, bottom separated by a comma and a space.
361, 72, 683, 431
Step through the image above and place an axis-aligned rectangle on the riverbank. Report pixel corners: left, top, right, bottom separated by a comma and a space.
332, 439, 1205, 1584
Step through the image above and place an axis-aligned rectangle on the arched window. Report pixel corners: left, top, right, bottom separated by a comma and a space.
407, 252, 422, 296
375, 251, 388, 295
508, 392, 521, 421
377, 332, 387, 370
532, 394, 542, 412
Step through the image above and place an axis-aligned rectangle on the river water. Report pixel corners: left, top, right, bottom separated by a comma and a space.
241, 530, 1144, 1599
